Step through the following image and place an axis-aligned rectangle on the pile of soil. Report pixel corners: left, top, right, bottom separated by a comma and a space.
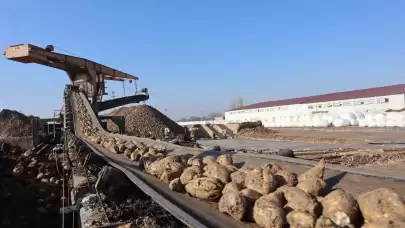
0, 109, 35, 138
0, 142, 67, 228
237, 126, 277, 139
334, 151, 405, 167
237, 121, 263, 132
107, 105, 184, 139
238, 127, 347, 144
274, 135, 346, 144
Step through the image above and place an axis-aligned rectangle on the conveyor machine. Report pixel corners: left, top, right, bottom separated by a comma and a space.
3, 44, 149, 113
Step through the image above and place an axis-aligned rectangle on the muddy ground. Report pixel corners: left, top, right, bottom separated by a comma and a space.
0, 142, 68, 228
0, 137, 187, 228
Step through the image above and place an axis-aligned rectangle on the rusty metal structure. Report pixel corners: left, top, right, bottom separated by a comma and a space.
3, 44, 149, 112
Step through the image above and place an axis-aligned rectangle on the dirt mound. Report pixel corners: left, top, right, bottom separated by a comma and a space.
335, 151, 405, 167
0, 109, 35, 138
237, 126, 277, 139
107, 105, 184, 139
237, 121, 263, 132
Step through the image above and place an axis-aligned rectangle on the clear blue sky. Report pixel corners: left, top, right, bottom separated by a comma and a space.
1, 0, 404, 120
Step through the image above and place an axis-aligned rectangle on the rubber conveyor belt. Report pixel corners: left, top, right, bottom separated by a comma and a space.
71, 92, 250, 228
71, 91, 405, 228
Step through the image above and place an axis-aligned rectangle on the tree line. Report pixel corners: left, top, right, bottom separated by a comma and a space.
177, 112, 224, 122
177, 96, 244, 122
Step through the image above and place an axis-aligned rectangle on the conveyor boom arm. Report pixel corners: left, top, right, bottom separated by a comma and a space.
3, 44, 138, 81
3, 43, 149, 112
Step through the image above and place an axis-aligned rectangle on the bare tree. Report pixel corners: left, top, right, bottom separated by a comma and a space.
235, 95, 244, 108
178, 112, 224, 122
229, 95, 244, 110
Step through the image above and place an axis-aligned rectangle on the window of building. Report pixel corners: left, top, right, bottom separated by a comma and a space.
333, 102, 343, 107
325, 103, 332, 108
377, 98, 389, 104
354, 100, 364, 105
366, 99, 376, 105
318, 105, 323, 108
308, 105, 314, 109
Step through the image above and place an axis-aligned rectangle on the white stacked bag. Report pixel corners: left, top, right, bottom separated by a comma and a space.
312, 115, 329, 127
264, 110, 405, 128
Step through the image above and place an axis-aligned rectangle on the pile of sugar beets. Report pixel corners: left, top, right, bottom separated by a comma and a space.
74, 93, 405, 228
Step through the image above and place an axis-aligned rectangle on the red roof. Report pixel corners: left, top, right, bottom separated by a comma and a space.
230, 84, 405, 111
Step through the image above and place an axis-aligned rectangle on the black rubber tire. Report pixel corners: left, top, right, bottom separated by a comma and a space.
277, 148, 295, 157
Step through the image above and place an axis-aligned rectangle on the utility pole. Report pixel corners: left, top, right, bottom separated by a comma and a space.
111, 91, 116, 111
201, 109, 204, 120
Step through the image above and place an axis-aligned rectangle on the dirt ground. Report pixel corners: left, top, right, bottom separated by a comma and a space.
356, 160, 405, 178
240, 127, 405, 144
218, 126, 405, 176
0, 142, 69, 228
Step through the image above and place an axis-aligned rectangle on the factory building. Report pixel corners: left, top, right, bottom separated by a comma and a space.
225, 84, 405, 122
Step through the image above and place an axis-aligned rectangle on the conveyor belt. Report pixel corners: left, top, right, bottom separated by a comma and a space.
70, 90, 405, 228
70, 92, 249, 228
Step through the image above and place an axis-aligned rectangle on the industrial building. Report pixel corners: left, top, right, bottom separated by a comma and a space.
225, 84, 405, 122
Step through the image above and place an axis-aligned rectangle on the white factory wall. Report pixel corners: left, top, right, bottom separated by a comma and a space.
224, 94, 405, 122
